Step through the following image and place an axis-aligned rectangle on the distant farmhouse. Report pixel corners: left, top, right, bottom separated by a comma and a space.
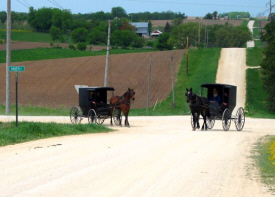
130, 22, 149, 37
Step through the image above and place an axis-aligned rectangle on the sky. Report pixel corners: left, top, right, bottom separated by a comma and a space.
0, 0, 271, 17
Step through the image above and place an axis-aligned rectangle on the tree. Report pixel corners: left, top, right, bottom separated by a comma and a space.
49, 25, 63, 41
111, 7, 127, 18
111, 30, 135, 48
164, 22, 171, 33
168, 22, 199, 49
148, 20, 152, 35
71, 27, 88, 43
213, 11, 218, 20
156, 33, 172, 50
88, 27, 107, 44
132, 36, 145, 48
0, 11, 7, 23
261, 21, 275, 110
204, 13, 213, 20
172, 17, 183, 26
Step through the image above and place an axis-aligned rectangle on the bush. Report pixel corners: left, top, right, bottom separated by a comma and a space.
77, 42, 87, 51
71, 27, 88, 43
146, 41, 154, 47
68, 44, 76, 50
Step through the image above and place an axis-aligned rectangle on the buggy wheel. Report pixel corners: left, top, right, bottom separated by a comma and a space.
88, 109, 97, 124
113, 108, 122, 126
222, 108, 231, 131
235, 107, 245, 131
96, 118, 105, 125
70, 106, 82, 124
206, 117, 215, 129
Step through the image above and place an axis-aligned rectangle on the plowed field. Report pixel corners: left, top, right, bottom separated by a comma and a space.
0, 50, 185, 109
0, 42, 107, 51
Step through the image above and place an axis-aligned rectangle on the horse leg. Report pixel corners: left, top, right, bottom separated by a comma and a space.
110, 107, 113, 125
196, 113, 200, 129
192, 113, 196, 131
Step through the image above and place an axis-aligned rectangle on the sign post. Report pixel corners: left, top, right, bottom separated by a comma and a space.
9, 66, 25, 127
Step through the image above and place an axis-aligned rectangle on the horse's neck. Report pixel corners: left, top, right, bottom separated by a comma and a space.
123, 92, 130, 102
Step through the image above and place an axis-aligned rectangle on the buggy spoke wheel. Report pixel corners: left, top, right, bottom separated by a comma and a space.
235, 107, 245, 131
222, 108, 231, 131
70, 106, 82, 124
96, 118, 105, 125
206, 117, 215, 129
88, 109, 97, 124
113, 108, 122, 126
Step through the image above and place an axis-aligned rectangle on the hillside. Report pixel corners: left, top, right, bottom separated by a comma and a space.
0, 50, 185, 109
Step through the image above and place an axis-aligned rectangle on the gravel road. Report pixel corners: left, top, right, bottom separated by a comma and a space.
0, 116, 274, 197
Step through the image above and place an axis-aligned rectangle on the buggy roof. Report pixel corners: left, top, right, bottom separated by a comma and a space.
201, 83, 236, 89
79, 87, 115, 91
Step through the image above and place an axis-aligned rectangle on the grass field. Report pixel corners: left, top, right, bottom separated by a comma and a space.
246, 47, 263, 66
0, 48, 157, 63
253, 20, 263, 47
252, 136, 275, 188
0, 121, 112, 146
131, 48, 221, 115
246, 68, 275, 118
0, 30, 55, 43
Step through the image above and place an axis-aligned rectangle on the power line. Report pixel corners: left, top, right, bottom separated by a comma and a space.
52, 0, 64, 9
47, 0, 63, 9
22, 0, 31, 7
16, 0, 30, 9
124, 0, 265, 9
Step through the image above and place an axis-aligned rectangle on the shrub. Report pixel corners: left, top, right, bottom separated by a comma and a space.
77, 42, 87, 51
68, 44, 76, 50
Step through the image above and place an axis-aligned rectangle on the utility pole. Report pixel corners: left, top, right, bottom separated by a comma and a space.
198, 22, 200, 47
170, 57, 175, 108
267, 0, 275, 21
6, 0, 11, 114
204, 26, 207, 48
186, 36, 189, 75
104, 20, 111, 87
146, 55, 152, 113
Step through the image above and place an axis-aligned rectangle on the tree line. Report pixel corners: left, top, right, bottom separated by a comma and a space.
156, 21, 251, 50
261, 21, 275, 111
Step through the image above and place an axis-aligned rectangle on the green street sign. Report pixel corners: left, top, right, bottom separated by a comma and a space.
9, 66, 25, 72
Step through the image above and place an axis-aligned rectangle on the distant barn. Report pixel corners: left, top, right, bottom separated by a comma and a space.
130, 22, 149, 37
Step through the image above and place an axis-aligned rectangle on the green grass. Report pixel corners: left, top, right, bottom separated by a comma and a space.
246, 47, 263, 66
0, 105, 68, 116
252, 136, 275, 187
241, 20, 249, 27
0, 121, 112, 146
0, 48, 157, 63
253, 20, 263, 47
131, 48, 221, 115
246, 68, 275, 118
0, 30, 55, 43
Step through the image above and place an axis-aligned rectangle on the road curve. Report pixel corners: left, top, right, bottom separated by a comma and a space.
0, 116, 274, 197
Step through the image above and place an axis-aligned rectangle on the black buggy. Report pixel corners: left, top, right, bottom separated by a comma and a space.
70, 87, 116, 124
193, 83, 245, 131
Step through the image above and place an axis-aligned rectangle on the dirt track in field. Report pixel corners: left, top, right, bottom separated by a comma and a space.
0, 42, 107, 51
0, 115, 274, 197
0, 50, 185, 109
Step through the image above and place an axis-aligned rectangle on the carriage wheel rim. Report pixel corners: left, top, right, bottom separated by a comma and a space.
70, 107, 81, 124
222, 109, 231, 131
235, 107, 245, 131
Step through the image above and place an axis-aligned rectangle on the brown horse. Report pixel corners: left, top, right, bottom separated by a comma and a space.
110, 88, 135, 127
